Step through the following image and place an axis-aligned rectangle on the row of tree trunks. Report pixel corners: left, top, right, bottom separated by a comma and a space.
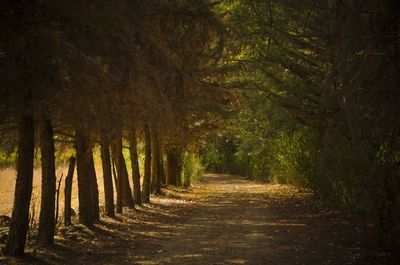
75, 129, 99, 226
37, 118, 56, 245
64, 156, 76, 226
142, 124, 152, 203
4, 116, 177, 256
100, 132, 115, 217
129, 126, 142, 204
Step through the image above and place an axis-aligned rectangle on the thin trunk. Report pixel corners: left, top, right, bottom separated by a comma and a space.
111, 155, 122, 214
129, 126, 141, 205
159, 152, 166, 186
88, 155, 99, 221
166, 150, 174, 186
75, 129, 94, 226
111, 136, 134, 208
142, 125, 151, 203
37, 118, 56, 245
4, 114, 35, 256
166, 149, 182, 187
64, 156, 76, 227
100, 133, 115, 217
176, 153, 182, 187
55, 174, 63, 225
151, 129, 161, 194
183, 154, 190, 188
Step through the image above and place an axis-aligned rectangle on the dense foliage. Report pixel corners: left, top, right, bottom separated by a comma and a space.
200, 0, 400, 248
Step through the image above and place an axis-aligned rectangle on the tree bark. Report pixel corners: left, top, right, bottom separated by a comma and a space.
88, 154, 100, 221
159, 152, 166, 186
100, 133, 115, 217
129, 126, 142, 204
111, 136, 134, 208
111, 154, 122, 214
183, 154, 190, 188
4, 115, 35, 256
37, 118, 56, 245
75, 129, 95, 226
64, 156, 76, 227
151, 129, 161, 194
166, 149, 182, 187
142, 124, 151, 203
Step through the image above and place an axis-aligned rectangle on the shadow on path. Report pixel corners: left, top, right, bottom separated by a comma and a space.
1, 174, 394, 265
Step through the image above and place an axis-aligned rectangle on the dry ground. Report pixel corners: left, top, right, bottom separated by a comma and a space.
0, 174, 396, 265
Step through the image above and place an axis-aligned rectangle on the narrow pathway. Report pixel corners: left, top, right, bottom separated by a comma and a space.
2, 174, 392, 265
133, 174, 388, 265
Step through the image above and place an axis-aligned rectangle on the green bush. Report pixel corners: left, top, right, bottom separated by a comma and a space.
0, 150, 16, 168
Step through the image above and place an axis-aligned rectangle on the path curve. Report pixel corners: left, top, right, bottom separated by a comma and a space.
133, 174, 387, 265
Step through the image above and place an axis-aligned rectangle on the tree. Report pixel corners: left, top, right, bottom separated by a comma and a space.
142, 125, 152, 203
112, 134, 134, 209
3, 91, 35, 255
100, 132, 115, 217
151, 128, 162, 194
64, 156, 76, 227
75, 129, 97, 226
129, 125, 142, 204
37, 118, 56, 244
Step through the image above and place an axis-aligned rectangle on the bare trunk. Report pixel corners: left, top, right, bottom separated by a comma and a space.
151, 129, 161, 194
112, 155, 122, 214
166, 149, 182, 187
111, 136, 134, 208
129, 126, 142, 204
100, 133, 115, 217
37, 118, 56, 245
183, 155, 190, 188
64, 156, 76, 226
88, 155, 100, 221
4, 114, 34, 256
75, 129, 95, 226
142, 125, 151, 203
159, 152, 166, 186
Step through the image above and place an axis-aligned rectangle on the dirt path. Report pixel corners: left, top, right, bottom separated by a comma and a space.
1, 174, 394, 265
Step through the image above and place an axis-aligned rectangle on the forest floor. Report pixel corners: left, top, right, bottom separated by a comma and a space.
0, 173, 396, 265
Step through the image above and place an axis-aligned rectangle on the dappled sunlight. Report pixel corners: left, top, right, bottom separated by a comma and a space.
0, 174, 390, 264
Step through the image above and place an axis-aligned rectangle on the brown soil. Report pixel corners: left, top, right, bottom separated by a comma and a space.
0, 174, 395, 265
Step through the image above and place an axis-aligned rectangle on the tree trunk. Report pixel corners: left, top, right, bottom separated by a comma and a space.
129, 126, 142, 205
112, 155, 122, 214
4, 115, 35, 256
159, 152, 166, 186
111, 136, 134, 208
166, 150, 175, 186
100, 133, 115, 217
151, 129, 161, 194
75, 129, 95, 226
176, 153, 182, 187
142, 124, 151, 203
64, 156, 76, 227
166, 149, 182, 187
88, 155, 100, 221
37, 118, 56, 245
183, 154, 190, 188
